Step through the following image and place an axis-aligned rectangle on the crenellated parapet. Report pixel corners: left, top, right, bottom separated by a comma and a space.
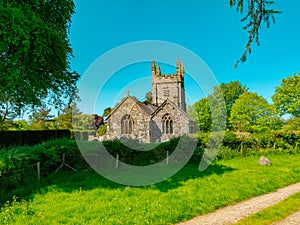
151, 57, 186, 111
151, 57, 184, 83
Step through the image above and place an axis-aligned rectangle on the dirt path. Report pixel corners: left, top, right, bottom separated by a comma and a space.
272, 210, 300, 225
176, 182, 300, 225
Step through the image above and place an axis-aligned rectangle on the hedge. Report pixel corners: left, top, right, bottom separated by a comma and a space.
0, 130, 71, 147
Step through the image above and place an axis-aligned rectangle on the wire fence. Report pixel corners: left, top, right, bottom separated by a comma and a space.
0, 154, 84, 203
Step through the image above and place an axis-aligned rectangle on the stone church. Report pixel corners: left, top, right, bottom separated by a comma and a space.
106, 58, 196, 143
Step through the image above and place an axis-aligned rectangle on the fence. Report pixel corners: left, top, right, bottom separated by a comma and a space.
0, 154, 82, 203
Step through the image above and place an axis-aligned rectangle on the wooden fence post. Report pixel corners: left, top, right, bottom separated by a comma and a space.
116, 154, 119, 168
37, 162, 41, 184
166, 151, 169, 165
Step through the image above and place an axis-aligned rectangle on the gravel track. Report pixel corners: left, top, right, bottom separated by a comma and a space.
176, 182, 300, 225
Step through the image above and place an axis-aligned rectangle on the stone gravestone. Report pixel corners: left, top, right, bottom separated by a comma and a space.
258, 156, 271, 166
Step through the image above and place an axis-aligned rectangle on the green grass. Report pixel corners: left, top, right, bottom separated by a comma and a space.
1, 153, 300, 225
235, 191, 300, 225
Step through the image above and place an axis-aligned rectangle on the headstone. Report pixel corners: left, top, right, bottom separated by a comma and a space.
258, 156, 271, 166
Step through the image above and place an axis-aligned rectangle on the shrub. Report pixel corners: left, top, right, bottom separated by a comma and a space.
223, 131, 240, 149
0, 130, 71, 147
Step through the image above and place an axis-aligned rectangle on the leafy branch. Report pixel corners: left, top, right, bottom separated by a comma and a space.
228, 0, 281, 68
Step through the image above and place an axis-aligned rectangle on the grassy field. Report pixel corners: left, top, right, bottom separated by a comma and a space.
235, 191, 300, 225
1, 152, 300, 225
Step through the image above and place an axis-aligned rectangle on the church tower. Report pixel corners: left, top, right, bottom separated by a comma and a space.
151, 57, 186, 111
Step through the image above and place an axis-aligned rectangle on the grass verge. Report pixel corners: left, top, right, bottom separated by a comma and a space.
0, 153, 300, 225
235, 191, 300, 225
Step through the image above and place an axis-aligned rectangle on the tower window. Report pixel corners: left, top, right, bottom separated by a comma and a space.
162, 114, 173, 134
121, 114, 133, 134
163, 87, 170, 98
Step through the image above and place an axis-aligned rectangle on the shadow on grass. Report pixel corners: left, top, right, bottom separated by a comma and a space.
1, 161, 235, 204
153, 163, 235, 192
38, 161, 234, 193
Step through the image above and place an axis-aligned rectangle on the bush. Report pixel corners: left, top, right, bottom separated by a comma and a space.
0, 130, 71, 147
72, 130, 96, 140
223, 131, 240, 149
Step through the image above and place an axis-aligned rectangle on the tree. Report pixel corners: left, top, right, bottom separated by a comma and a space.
97, 124, 107, 136
92, 114, 104, 130
188, 81, 247, 132
56, 103, 81, 130
29, 106, 54, 130
102, 107, 112, 117
0, 101, 18, 130
72, 114, 93, 131
0, 0, 79, 124
283, 116, 300, 131
228, 0, 281, 67
217, 81, 248, 128
188, 98, 211, 132
229, 92, 281, 132
272, 73, 300, 117
144, 91, 152, 104
11, 120, 30, 130
219, 81, 248, 113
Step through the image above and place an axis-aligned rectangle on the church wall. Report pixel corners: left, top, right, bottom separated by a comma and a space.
106, 97, 151, 143
129, 104, 151, 143
151, 103, 191, 142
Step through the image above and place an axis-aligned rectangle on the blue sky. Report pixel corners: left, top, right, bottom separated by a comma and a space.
69, 1, 300, 115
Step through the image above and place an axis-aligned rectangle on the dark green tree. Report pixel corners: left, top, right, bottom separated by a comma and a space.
0, 101, 18, 130
0, 0, 79, 125
228, 0, 281, 67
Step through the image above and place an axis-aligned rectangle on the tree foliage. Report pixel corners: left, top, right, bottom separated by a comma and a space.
208, 87, 227, 131
0, 0, 79, 120
97, 124, 107, 136
144, 91, 152, 104
188, 81, 247, 132
92, 114, 104, 130
188, 98, 211, 132
216, 81, 248, 128
29, 106, 54, 130
283, 116, 300, 131
0, 101, 18, 130
228, 0, 281, 67
229, 92, 281, 132
219, 81, 248, 114
11, 120, 30, 130
272, 73, 300, 117
56, 103, 81, 130
102, 107, 112, 117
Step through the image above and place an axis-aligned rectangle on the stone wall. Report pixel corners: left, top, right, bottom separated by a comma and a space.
151, 102, 191, 142
107, 97, 151, 143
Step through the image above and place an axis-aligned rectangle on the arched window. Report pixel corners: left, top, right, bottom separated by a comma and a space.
162, 114, 173, 134
121, 114, 133, 134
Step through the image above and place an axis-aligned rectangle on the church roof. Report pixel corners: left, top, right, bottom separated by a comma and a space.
106, 96, 157, 120
136, 102, 157, 115
151, 98, 194, 122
